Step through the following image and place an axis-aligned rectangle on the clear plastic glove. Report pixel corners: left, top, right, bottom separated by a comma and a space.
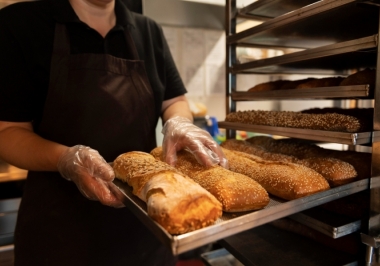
57, 145, 125, 208
162, 116, 228, 168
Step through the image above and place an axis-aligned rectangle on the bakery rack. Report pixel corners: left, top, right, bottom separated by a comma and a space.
219, 0, 380, 264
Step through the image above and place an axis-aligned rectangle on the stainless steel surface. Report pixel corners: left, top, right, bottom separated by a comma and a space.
238, 0, 320, 19
232, 85, 371, 100
231, 35, 377, 74
113, 178, 368, 255
289, 211, 361, 238
228, 0, 379, 49
226, 0, 237, 139
218, 121, 372, 145
201, 248, 243, 266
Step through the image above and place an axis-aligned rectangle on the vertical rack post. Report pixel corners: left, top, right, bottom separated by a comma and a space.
225, 0, 237, 139
362, 11, 380, 265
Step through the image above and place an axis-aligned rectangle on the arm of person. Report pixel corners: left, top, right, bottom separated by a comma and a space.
160, 95, 228, 168
0, 121, 124, 207
0, 121, 66, 171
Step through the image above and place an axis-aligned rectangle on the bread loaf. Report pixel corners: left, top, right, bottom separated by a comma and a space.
113, 151, 222, 234
221, 148, 330, 200
225, 109, 363, 133
150, 147, 269, 212
221, 139, 357, 187
248, 80, 291, 92
295, 77, 344, 89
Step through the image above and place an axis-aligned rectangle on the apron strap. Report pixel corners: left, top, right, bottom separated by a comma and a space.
124, 28, 140, 60
52, 23, 71, 56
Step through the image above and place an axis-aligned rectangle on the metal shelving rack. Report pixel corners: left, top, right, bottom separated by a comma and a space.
222, 0, 380, 264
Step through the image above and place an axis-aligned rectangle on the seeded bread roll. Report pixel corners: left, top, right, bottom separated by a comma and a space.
113, 151, 222, 234
221, 139, 357, 187
150, 147, 269, 212
221, 148, 330, 200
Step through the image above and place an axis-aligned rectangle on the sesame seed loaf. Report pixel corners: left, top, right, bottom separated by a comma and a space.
150, 147, 270, 212
246, 136, 369, 183
222, 139, 357, 187
221, 148, 330, 200
113, 151, 222, 235
225, 109, 363, 133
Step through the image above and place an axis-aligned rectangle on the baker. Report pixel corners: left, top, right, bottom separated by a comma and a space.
0, 0, 227, 265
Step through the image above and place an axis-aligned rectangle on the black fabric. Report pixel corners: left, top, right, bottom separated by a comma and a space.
0, 0, 186, 126
14, 20, 175, 266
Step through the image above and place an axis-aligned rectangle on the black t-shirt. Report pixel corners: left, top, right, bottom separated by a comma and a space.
0, 0, 186, 125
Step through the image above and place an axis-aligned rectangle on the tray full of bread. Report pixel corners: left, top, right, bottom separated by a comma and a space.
111, 136, 370, 255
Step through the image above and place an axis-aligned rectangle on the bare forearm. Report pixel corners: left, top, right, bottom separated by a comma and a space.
161, 95, 193, 123
0, 126, 68, 171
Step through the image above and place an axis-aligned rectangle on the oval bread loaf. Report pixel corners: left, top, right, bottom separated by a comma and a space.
221, 148, 330, 200
113, 151, 222, 235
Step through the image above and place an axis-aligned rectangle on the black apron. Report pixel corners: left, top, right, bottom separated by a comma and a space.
14, 23, 177, 266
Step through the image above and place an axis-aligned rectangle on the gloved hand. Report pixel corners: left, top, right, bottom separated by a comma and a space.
162, 116, 228, 168
57, 145, 125, 208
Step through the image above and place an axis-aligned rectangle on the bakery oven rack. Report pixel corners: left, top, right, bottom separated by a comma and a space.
222, 0, 380, 264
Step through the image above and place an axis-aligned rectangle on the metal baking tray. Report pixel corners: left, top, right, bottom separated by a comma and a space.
218, 121, 372, 145
289, 209, 361, 238
228, 0, 379, 49
231, 35, 377, 74
237, 0, 319, 20
112, 178, 369, 255
201, 248, 244, 266
232, 85, 371, 100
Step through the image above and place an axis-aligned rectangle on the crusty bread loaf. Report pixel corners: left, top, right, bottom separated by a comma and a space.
150, 147, 269, 212
221, 139, 357, 187
246, 136, 369, 182
221, 148, 330, 200
248, 80, 291, 92
340, 68, 376, 87
295, 77, 344, 89
113, 151, 222, 234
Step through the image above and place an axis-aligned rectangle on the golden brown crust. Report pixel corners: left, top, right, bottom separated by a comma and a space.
221, 148, 330, 200
221, 139, 357, 187
150, 147, 270, 212
113, 151, 222, 234
246, 136, 366, 184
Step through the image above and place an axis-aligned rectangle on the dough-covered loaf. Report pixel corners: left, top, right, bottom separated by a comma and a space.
113, 151, 222, 234
150, 147, 269, 212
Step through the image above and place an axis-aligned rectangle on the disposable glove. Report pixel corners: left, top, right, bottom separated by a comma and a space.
162, 116, 228, 168
57, 145, 124, 208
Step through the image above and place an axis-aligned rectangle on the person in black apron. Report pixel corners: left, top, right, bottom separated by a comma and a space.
0, 0, 227, 265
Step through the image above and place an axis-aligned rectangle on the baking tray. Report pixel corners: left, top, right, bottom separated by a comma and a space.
289, 208, 362, 238
112, 178, 369, 255
218, 121, 372, 145
230, 35, 377, 74
231, 85, 371, 100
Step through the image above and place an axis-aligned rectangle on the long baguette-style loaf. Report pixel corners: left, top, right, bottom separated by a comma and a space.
113, 151, 222, 234
246, 136, 367, 184
221, 139, 357, 187
150, 147, 270, 212
221, 148, 330, 200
